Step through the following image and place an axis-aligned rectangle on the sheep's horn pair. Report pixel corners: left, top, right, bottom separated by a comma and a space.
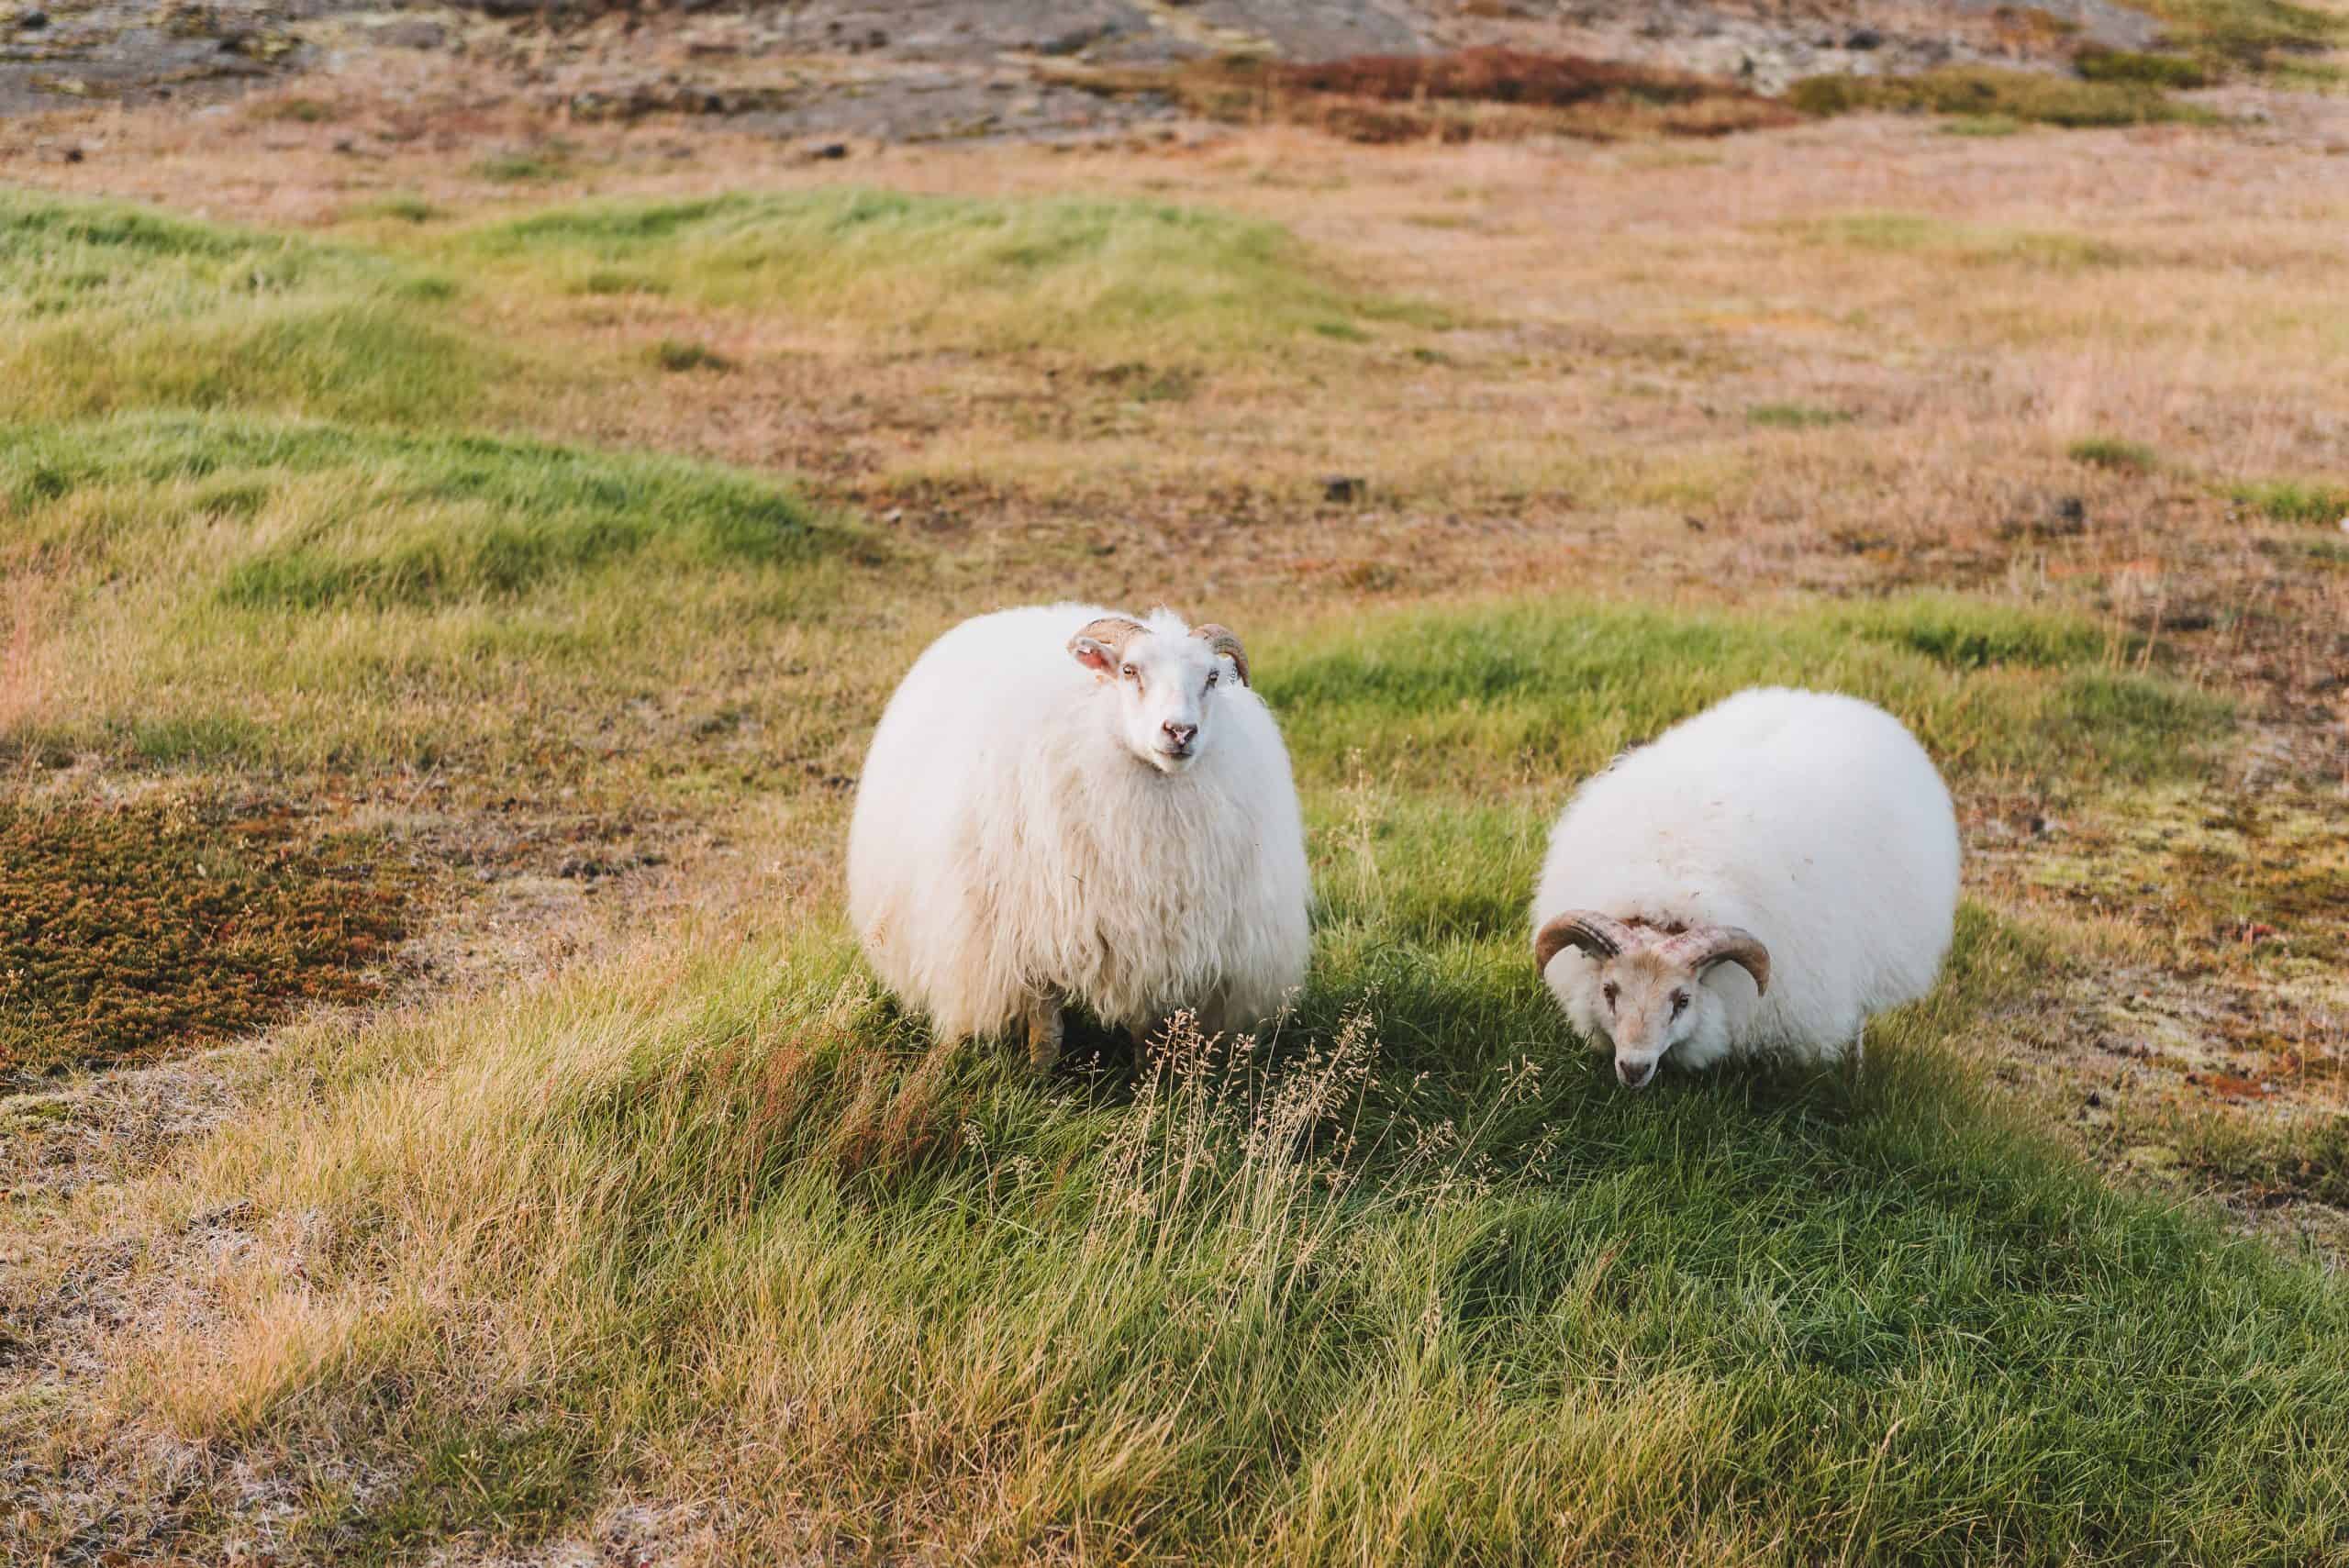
1067, 617, 1252, 688
1533, 910, 1772, 995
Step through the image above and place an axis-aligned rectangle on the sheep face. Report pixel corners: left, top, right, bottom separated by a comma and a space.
1535, 914, 1772, 1090
1581, 949, 1733, 1090
1070, 622, 1244, 775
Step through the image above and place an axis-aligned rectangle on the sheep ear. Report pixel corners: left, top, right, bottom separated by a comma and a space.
1069, 615, 1147, 679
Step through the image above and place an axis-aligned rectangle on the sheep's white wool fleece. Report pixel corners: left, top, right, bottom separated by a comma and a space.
1533, 686, 1960, 1066
849, 603, 1310, 1040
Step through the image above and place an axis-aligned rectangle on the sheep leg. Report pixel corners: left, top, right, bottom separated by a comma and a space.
1024, 993, 1064, 1073
1849, 1024, 1867, 1086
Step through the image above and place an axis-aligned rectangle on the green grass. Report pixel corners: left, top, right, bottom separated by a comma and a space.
2132, 0, 2344, 66
1259, 596, 2216, 795
2176, 1111, 2349, 1208
472, 145, 578, 183
101, 894, 2349, 1562
454, 189, 1446, 356
1940, 112, 2026, 137
0, 191, 499, 427
2233, 478, 2349, 525
1, 414, 865, 775
1787, 67, 2205, 128
2075, 50, 2213, 87
2069, 436, 2158, 473
353, 194, 441, 225
1746, 401, 1853, 429
6, 171, 2343, 1566
1792, 211, 2134, 270
650, 337, 733, 373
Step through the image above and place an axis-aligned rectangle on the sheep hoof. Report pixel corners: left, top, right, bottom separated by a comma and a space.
1024, 995, 1064, 1073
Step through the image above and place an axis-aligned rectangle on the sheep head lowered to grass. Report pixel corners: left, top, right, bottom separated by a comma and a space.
1530, 687, 1961, 1090
848, 603, 1309, 1072
1533, 913, 1773, 1091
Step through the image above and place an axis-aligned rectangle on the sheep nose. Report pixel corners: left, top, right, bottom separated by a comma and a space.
1162, 721, 1197, 748
1617, 1059, 1657, 1090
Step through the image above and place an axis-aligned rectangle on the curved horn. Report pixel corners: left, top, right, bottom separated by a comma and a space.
1655, 925, 1771, 996
1533, 910, 1642, 975
1068, 615, 1149, 674
1191, 623, 1250, 687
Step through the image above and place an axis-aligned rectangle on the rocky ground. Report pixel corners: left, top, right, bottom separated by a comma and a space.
1, 0, 2174, 132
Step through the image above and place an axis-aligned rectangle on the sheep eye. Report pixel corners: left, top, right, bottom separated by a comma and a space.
1205, 671, 1219, 689
1601, 982, 1618, 1010
1120, 664, 1138, 682
1671, 992, 1689, 1018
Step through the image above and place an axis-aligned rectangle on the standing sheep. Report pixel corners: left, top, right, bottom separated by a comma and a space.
1531, 687, 1960, 1089
849, 603, 1311, 1069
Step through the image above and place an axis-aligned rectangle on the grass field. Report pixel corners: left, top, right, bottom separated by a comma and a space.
3, 68, 2348, 1566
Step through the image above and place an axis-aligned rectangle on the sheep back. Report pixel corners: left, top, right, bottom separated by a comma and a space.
1533, 686, 1960, 1061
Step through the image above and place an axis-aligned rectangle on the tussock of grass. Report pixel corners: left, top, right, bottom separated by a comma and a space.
1795, 211, 2135, 269
650, 338, 732, 373
1941, 112, 2026, 136
472, 145, 578, 183
81, 905, 2349, 1562
9, 416, 840, 606
1260, 596, 2219, 793
459, 189, 1442, 355
2233, 477, 2349, 524
1, 415, 862, 773
353, 194, 440, 226
2069, 435, 2159, 473
1787, 66, 2202, 128
2075, 49, 2212, 87
1745, 400, 1852, 428
0, 191, 499, 427
2132, 0, 2344, 66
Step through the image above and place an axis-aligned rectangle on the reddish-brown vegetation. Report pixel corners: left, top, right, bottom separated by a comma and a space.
0, 799, 414, 1074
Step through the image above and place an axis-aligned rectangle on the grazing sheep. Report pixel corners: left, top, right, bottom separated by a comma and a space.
1531, 687, 1960, 1089
848, 603, 1311, 1069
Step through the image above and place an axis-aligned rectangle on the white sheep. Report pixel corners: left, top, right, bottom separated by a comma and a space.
848, 603, 1311, 1068
1531, 686, 1960, 1089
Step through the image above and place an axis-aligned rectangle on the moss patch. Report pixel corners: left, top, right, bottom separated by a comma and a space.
0, 799, 416, 1075
1787, 67, 2203, 128
2024, 784, 2349, 973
